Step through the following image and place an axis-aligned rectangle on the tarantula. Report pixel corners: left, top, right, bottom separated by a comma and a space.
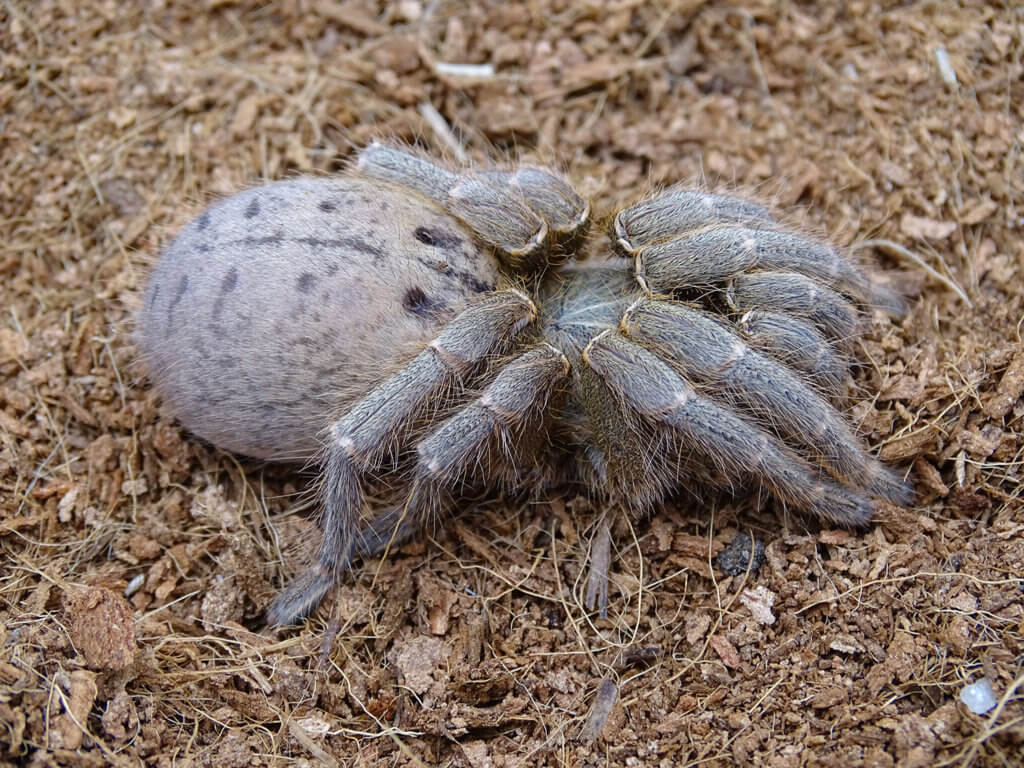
136, 143, 912, 625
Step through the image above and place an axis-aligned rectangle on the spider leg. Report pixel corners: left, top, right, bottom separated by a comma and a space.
416, 343, 569, 487
341, 345, 566, 579
267, 290, 537, 625
353, 505, 422, 559
356, 143, 550, 271
614, 188, 773, 247
626, 224, 873, 303
621, 298, 911, 505
582, 331, 878, 527
738, 310, 850, 399
479, 168, 590, 242
352, 344, 567, 566
725, 271, 860, 346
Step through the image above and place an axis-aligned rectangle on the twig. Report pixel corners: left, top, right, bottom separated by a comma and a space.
417, 102, 468, 164
853, 238, 972, 306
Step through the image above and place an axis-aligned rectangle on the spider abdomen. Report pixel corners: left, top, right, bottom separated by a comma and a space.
137, 177, 502, 461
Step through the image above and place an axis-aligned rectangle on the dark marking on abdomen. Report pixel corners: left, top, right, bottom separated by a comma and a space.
414, 226, 464, 251
403, 286, 447, 319
294, 236, 385, 262
212, 267, 239, 321
241, 234, 285, 247
221, 267, 239, 293
416, 254, 493, 294
166, 274, 189, 333
455, 270, 494, 294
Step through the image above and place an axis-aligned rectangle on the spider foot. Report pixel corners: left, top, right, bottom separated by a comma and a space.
267, 564, 336, 627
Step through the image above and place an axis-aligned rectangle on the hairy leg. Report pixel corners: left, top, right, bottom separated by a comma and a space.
356, 144, 589, 272
480, 168, 590, 243
726, 271, 861, 346
614, 188, 772, 248
628, 225, 873, 302
737, 310, 850, 398
416, 344, 568, 485
621, 298, 910, 504
268, 290, 537, 625
352, 345, 567, 574
354, 505, 423, 559
357, 142, 546, 266
582, 330, 878, 527
613, 187, 909, 312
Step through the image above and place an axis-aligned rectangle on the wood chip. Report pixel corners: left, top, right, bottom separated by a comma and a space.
960, 198, 999, 225
67, 587, 137, 672
985, 344, 1024, 419
313, 0, 389, 35
900, 213, 957, 240
810, 686, 847, 709
740, 586, 777, 625
710, 634, 741, 669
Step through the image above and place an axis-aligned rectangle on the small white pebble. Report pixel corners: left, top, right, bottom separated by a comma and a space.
396, 0, 421, 21
433, 61, 496, 79
959, 678, 997, 714
934, 46, 958, 87
124, 573, 146, 598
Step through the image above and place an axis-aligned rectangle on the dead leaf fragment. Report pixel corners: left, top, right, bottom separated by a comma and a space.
914, 459, 949, 497
959, 425, 1002, 458
314, 0, 389, 35
418, 572, 459, 635
392, 635, 444, 696
230, 95, 261, 138
879, 160, 911, 187
107, 106, 136, 128
880, 428, 936, 462
0, 408, 30, 438
830, 633, 866, 654
685, 613, 712, 645
0, 328, 27, 362
461, 741, 493, 768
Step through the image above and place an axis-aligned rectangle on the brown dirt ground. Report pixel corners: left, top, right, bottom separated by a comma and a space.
2, 1, 1023, 766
